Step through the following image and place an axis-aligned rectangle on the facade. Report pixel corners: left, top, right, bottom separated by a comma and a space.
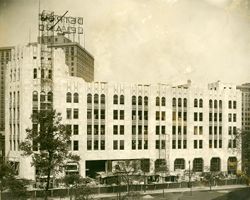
5, 44, 242, 181
0, 46, 13, 162
39, 34, 94, 82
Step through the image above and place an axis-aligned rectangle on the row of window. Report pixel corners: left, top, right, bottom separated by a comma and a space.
228, 101, 237, 109
209, 112, 222, 122
194, 99, 203, 108
113, 95, 124, 105
33, 68, 52, 79
132, 110, 148, 120
33, 91, 53, 102
132, 96, 148, 106
66, 92, 79, 103
132, 125, 148, 135
87, 94, 105, 104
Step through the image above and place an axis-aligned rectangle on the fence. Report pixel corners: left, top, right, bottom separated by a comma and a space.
1, 178, 246, 199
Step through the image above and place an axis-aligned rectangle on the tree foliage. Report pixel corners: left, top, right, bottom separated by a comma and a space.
20, 110, 80, 200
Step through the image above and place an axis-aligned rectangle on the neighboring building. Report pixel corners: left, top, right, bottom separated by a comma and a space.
5, 44, 242, 181
237, 83, 250, 173
38, 34, 94, 82
0, 46, 13, 162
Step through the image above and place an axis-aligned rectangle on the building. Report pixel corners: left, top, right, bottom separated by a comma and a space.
38, 34, 94, 82
5, 44, 242, 181
237, 83, 250, 173
0, 46, 13, 162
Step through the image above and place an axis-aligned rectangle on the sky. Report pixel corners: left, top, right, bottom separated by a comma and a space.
0, 0, 250, 86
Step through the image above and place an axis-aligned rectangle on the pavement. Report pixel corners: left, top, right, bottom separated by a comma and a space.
42, 184, 249, 200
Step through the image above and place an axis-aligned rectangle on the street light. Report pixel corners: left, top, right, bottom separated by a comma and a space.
188, 160, 192, 196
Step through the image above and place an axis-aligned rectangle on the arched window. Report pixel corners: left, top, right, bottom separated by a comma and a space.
87, 94, 92, 104
156, 97, 160, 106
161, 97, 166, 106
183, 98, 187, 107
228, 100, 232, 109
94, 94, 99, 104
214, 100, 217, 109
174, 159, 185, 170
120, 95, 124, 105
219, 100, 222, 109
209, 100, 213, 108
194, 99, 198, 107
66, 92, 71, 103
178, 98, 182, 107
132, 96, 136, 105
172, 98, 176, 107
138, 96, 142, 105
32, 91, 38, 102
40, 91, 46, 102
101, 94, 105, 104
155, 159, 167, 172
113, 94, 118, 104
228, 157, 237, 174
210, 157, 221, 172
33, 68, 37, 79
144, 96, 148, 106
47, 92, 53, 102
199, 99, 203, 108
73, 93, 79, 103
48, 70, 52, 79
193, 158, 203, 172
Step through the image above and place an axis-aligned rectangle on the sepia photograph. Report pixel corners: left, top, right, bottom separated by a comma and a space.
0, 0, 250, 199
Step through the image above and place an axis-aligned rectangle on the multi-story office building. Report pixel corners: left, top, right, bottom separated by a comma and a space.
5, 44, 242, 181
0, 46, 13, 162
39, 34, 94, 82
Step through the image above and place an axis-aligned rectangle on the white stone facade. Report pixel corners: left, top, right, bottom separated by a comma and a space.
5, 44, 242, 180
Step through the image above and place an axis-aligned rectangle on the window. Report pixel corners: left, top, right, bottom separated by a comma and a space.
101, 140, 105, 150
94, 125, 98, 135
233, 114, 236, 122
120, 125, 124, 135
73, 141, 79, 151
156, 126, 160, 135
162, 126, 165, 135
172, 98, 176, 107
198, 113, 202, 121
138, 96, 142, 105
219, 100, 222, 109
94, 94, 99, 104
101, 94, 105, 104
161, 140, 166, 149
66, 108, 72, 119
41, 69, 44, 79
33, 68, 37, 79
132, 140, 136, 150
194, 140, 197, 149
228, 101, 232, 109
113, 140, 118, 150
172, 140, 176, 149
194, 126, 198, 135
199, 99, 203, 108
101, 109, 105, 119
33, 91, 38, 102
73, 93, 79, 103
156, 97, 160, 106
178, 98, 182, 107
120, 95, 124, 105
184, 98, 187, 107
48, 70, 52, 79
194, 99, 198, 107
199, 126, 203, 135
210, 157, 221, 172
228, 157, 237, 174
156, 111, 160, 120
101, 125, 105, 135
138, 140, 142, 149
87, 94, 92, 104
209, 100, 212, 108
113, 95, 118, 104
193, 158, 203, 172
120, 140, 124, 150
199, 140, 203, 148
219, 113, 222, 122
66, 92, 72, 103
233, 101, 236, 109
161, 97, 165, 106
94, 140, 98, 150
47, 92, 53, 102
87, 109, 92, 119
161, 111, 165, 120
144, 111, 148, 120
214, 100, 217, 108
138, 126, 142, 135
120, 110, 124, 120
73, 109, 79, 119
194, 112, 198, 121
174, 159, 185, 170
87, 125, 91, 135
155, 140, 160, 149
172, 126, 176, 135
144, 96, 148, 106
40, 91, 46, 102
132, 96, 136, 105
228, 114, 232, 122
144, 140, 148, 149
132, 126, 136, 135
73, 125, 78, 135
113, 125, 118, 135
132, 110, 136, 120
144, 126, 148, 135
113, 110, 118, 120
178, 140, 181, 149
209, 140, 212, 148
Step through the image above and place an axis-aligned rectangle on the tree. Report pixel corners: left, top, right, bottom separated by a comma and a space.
114, 160, 142, 198
240, 130, 250, 183
20, 110, 80, 200
202, 167, 224, 191
0, 162, 29, 200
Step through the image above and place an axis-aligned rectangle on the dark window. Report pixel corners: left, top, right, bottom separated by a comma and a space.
184, 98, 187, 107
94, 125, 98, 135
120, 110, 124, 120
193, 158, 203, 172
233, 101, 236, 109
172, 140, 176, 149
174, 159, 185, 170
101, 125, 105, 135
199, 99, 203, 108
33, 68, 37, 79
113, 140, 118, 150
87, 125, 91, 135
73, 141, 79, 151
120, 95, 124, 105
113, 110, 118, 120
101, 94, 105, 104
113, 125, 118, 135
66, 108, 72, 119
172, 98, 176, 107
73, 125, 78, 135
94, 94, 98, 104
178, 98, 182, 107
156, 97, 160, 106
113, 95, 118, 104
87, 94, 92, 104
94, 140, 98, 150
33, 91, 38, 102
228, 101, 232, 109
101, 140, 105, 150
101, 109, 105, 119
156, 126, 160, 135
66, 92, 72, 103
73, 109, 79, 119
94, 109, 98, 119
138, 96, 142, 105
73, 93, 79, 103
120, 125, 124, 135
194, 99, 198, 107
120, 140, 124, 150
132, 96, 136, 105
210, 157, 221, 172
47, 92, 53, 102
144, 96, 148, 106
161, 97, 165, 106
155, 140, 160, 149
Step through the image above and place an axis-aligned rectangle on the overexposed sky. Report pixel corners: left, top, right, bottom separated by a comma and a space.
0, 0, 250, 86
